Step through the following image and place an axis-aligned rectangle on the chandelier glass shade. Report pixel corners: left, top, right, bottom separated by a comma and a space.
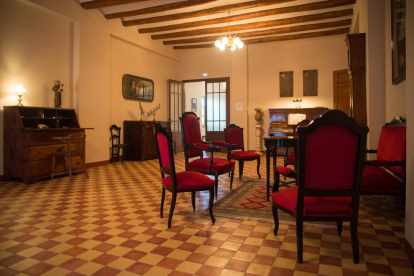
215, 35, 244, 51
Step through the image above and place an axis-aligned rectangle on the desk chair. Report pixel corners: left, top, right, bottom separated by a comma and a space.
110, 124, 131, 164
51, 132, 89, 182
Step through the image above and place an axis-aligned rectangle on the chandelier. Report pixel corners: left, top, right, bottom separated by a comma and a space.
215, 35, 244, 51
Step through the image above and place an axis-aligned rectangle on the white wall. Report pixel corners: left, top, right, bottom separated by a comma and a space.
184, 82, 205, 138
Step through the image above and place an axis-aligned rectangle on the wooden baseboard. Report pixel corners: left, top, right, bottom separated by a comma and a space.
86, 160, 110, 169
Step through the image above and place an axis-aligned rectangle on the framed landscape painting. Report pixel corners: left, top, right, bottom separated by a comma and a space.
122, 74, 154, 102
391, 0, 406, 85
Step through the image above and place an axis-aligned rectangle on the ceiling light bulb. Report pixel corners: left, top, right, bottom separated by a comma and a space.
237, 41, 244, 49
231, 45, 236, 51
234, 37, 240, 44
215, 40, 222, 48
219, 45, 225, 51
222, 36, 229, 45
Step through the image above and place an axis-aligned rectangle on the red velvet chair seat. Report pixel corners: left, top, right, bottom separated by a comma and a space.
286, 154, 295, 164
277, 166, 293, 176
272, 186, 353, 217
361, 165, 403, 193
187, 158, 235, 172
162, 171, 215, 190
230, 151, 260, 160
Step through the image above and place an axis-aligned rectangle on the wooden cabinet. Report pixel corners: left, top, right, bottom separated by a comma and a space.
3, 106, 85, 184
123, 121, 171, 162
346, 33, 367, 127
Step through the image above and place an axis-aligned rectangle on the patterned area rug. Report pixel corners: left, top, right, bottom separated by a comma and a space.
205, 179, 337, 229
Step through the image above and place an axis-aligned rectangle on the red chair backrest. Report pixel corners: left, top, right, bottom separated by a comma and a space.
302, 124, 360, 190
181, 113, 202, 158
156, 132, 171, 170
377, 126, 406, 177
225, 126, 243, 150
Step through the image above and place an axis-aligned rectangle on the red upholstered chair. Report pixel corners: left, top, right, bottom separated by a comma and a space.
224, 124, 260, 180
272, 110, 368, 264
284, 119, 311, 168
154, 124, 215, 228
180, 112, 236, 197
361, 119, 406, 201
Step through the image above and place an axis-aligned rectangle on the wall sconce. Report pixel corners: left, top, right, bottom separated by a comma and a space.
14, 84, 26, 106
293, 99, 302, 108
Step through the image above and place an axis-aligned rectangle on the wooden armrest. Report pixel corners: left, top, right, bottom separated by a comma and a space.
365, 149, 377, 154
210, 141, 237, 150
365, 160, 405, 166
188, 142, 220, 153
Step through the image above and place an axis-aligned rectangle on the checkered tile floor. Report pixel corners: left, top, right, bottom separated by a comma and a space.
0, 153, 412, 276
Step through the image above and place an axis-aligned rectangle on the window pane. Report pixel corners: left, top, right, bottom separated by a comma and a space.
214, 93, 220, 120
220, 121, 226, 132
214, 121, 219, 131
178, 94, 182, 117
207, 94, 213, 120
220, 82, 226, 92
207, 83, 213, 93
178, 122, 181, 131
179, 84, 182, 95
175, 93, 178, 120
213, 83, 219, 92
207, 121, 213, 131
220, 93, 226, 120
170, 93, 174, 120
171, 121, 176, 131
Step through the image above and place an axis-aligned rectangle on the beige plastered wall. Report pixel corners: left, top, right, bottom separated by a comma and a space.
179, 35, 347, 151
184, 81, 206, 138
0, 0, 180, 175
405, 0, 414, 250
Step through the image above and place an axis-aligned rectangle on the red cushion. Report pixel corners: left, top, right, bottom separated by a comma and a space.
377, 126, 406, 177
286, 154, 295, 164
162, 171, 215, 190
226, 127, 243, 149
361, 165, 403, 194
304, 124, 359, 190
230, 151, 260, 160
182, 114, 202, 158
277, 166, 293, 176
272, 186, 353, 217
188, 158, 235, 172
194, 143, 210, 150
156, 132, 170, 169
212, 141, 227, 147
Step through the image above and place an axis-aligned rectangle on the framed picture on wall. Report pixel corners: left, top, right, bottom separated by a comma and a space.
122, 74, 154, 102
391, 0, 406, 85
191, 98, 197, 112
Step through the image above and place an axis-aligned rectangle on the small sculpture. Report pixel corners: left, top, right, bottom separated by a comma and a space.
139, 102, 145, 121
52, 80, 64, 108
147, 104, 161, 121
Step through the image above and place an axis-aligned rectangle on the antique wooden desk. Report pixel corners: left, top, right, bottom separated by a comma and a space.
263, 136, 297, 201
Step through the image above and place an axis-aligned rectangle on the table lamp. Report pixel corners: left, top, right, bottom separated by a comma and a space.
14, 84, 26, 106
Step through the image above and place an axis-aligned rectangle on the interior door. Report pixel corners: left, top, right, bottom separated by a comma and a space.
205, 78, 230, 143
168, 79, 184, 153
333, 69, 351, 116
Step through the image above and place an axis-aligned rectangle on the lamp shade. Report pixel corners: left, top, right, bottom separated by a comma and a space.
14, 84, 26, 95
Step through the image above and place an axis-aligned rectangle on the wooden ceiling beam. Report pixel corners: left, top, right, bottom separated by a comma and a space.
172, 27, 350, 49
151, 9, 353, 40
105, 0, 218, 20
163, 19, 351, 45
81, 0, 152, 10
132, 0, 355, 28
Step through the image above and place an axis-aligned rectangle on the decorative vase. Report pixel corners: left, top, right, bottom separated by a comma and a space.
254, 108, 263, 155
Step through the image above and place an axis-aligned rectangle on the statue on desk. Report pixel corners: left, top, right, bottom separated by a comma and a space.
52, 80, 64, 108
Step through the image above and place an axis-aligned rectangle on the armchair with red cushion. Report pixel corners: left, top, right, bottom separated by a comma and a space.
361, 120, 406, 201
272, 110, 369, 264
180, 112, 236, 197
224, 124, 261, 180
154, 124, 215, 228
284, 119, 311, 168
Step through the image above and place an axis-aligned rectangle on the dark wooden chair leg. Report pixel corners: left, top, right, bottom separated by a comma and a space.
121, 147, 125, 164
191, 191, 196, 211
117, 147, 120, 162
350, 218, 360, 264
214, 175, 219, 198
239, 160, 244, 180
296, 219, 304, 263
68, 156, 73, 182
83, 156, 89, 179
272, 204, 279, 235
257, 157, 261, 179
230, 170, 234, 189
160, 188, 165, 218
337, 221, 343, 236
209, 188, 215, 223
168, 192, 177, 228
51, 154, 55, 180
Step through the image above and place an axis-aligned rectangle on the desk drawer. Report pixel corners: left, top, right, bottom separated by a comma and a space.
29, 156, 84, 177
29, 145, 68, 161
29, 130, 83, 146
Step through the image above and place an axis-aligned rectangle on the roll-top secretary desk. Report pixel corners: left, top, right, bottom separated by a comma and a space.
3, 106, 87, 184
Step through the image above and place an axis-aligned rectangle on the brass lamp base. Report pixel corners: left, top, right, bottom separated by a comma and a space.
17, 95, 23, 106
